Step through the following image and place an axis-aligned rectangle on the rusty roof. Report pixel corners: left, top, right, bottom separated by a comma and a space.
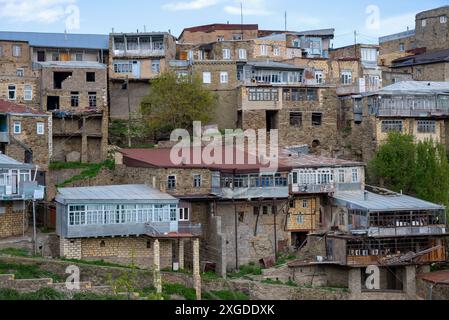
120, 147, 364, 172
0, 99, 47, 116
417, 270, 449, 285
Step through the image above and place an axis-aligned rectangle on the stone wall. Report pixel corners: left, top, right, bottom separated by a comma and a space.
0, 202, 27, 239
415, 6, 449, 52
393, 62, 449, 82
179, 28, 258, 44
109, 81, 150, 120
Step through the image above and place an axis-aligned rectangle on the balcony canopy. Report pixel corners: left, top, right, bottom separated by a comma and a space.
0, 153, 35, 170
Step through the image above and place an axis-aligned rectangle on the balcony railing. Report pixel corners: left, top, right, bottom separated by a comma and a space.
0, 181, 45, 201
212, 186, 289, 200
291, 183, 336, 194
113, 49, 165, 57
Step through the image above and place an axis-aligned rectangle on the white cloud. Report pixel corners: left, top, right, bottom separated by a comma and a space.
163, 0, 224, 11
0, 0, 77, 23
224, 0, 272, 16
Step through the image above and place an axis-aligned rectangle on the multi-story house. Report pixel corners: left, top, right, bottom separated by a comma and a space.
0, 153, 45, 238
178, 24, 259, 44
0, 31, 110, 164
109, 32, 177, 120
339, 81, 449, 163
0, 39, 39, 108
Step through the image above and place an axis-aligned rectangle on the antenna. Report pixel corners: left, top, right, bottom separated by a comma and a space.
285, 11, 287, 31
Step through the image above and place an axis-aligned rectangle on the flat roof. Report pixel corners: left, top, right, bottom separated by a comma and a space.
332, 191, 445, 213
368, 81, 449, 96
36, 61, 106, 69
379, 30, 415, 44
56, 184, 177, 204
0, 31, 109, 50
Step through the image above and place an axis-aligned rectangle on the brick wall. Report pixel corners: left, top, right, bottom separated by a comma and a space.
0, 202, 27, 238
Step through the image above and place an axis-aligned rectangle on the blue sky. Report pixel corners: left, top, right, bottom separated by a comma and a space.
0, 0, 447, 47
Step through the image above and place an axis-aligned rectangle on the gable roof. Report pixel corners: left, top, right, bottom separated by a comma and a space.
0, 31, 109, 50
392, 48, 449, 68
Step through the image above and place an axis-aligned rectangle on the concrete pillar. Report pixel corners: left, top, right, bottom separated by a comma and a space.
178, 239, 185, 270
348, 268, 362, 299
404, 265, 417, 299
81, 116, 88, 164
153, 239, 162, 294
193, 238, 202, 300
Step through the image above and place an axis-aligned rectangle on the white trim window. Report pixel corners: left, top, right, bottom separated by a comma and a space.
260, 45, 268, 56
441, 16, 447, 24
315, 70, 324, 84
179, 208, 190, 221
151, 60, 161, 74
273, 46, 281, 56
13, 121, 21, 135
202, 72, 211, 84
222, 48, 231, 60
16, 68, 24, 77
352, 169, 359, 183
341, 71, 352, 85
193, 174, 202, 188
220, 71, 229, 84
338, 169, 345, 183
24, 85, 33, 101
422, 19, 427, 27
12, 45, 22, 57
113, 61, 133, 74
88, 92, 97, 108
168, 175, 176, 190
238, 48, 247, 60
37, 122, 45, 135
8, 85, 16, 100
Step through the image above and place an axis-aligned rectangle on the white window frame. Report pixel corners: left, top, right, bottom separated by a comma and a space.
341, 71, 352, 85
37, 122, 45, 135
179, 208, 190, 221
193, 174, 202, 188
13, 121, 21, 135
302, 199, 308, 209
238, 48, 247, 60
338, 169, 345, 184
351, 169, 359, 183
202, 72, 211, 84
273, 46, 281, 56
168, 175, 177, 190
441, 16, 448, 24
260, 44, 268, 56
220, 71, 229, 84
315, 70, 324, 84
222, 48, 231, 60
12, 45, 22, 57
16, 68, 24, 77
113, 61, 133, 74
151, 59, 161, 74
88, 93, 97, 108
8, 84, 16, 100
23, 84, 33, 101
422, 19, 427, 27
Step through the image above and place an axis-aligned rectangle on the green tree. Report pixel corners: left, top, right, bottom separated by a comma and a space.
369, 132, 416, 193
140, 71, 218, 140
414, 139, 449, 205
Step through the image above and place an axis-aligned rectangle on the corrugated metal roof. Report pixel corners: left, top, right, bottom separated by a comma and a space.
257, 34, 287, 41
417, 270, 449, 285
293, 29, 335, 37
0, 153, 34, 169
0, 31, 109, 50
332, 191, 444, 212
379, 30, 415, 44
371, 81, 449, 96
56, 185, 177, 202
247, 60, 303, 70
392, 48, 449, 68
36, 61, 106, 69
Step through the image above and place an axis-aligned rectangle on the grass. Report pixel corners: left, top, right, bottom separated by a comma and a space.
53, 159, 115, 188
0, 260, 62, 282
275, 254, 297, 266
0, 248, 32, 257
201, 271, 222, 280
228, 262, 262, 279
162, 283, 197, 301
0, 288, 67, 300
210, 290, 249, 301
59, 258, 134, 269
261, 278, 284, 286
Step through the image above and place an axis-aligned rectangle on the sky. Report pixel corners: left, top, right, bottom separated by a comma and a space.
0, 0, 448, 47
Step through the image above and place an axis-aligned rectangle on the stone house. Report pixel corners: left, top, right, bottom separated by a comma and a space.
0, 40, 39, 108
178, 24, 259, 44
108, 32, 177, 120
0, 153, 45, 238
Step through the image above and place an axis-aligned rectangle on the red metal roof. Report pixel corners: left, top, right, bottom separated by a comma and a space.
417, 270, 449, 285
182, 23, 259, 33
0, 99, 46, 116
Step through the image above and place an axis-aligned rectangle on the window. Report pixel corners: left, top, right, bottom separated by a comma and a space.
151, 60, 161, 74
197, 50, 204, 60
360, 48, 377, 62
253, 206, 260, 216
88, 92, 97, 108
217, 36, 225, 42
179, 208, 190, 221
312, 113, 322, 126
8, 85, 16, 100
37, 123, 45, 135
352, 169, 359, 183
315, 70, 324, 84
238, 48, 247, 60
341, 71, 352, 85
16, 69, 24, 77
290, 112, 303, 127
417, 120, 436, 133
292, 39, 301, 47
24, 85, 32, 101
273, 46, 281, 56
13, 121, 21, 135
248, 88, 279, 101
202, 72, 211, 84
113, 61, 133, 73
292, 172, 298, 184
441, 16, 447, 24
86, 72, 96, 82
75, 53, 83, 61
233, 34, 243, 40
220, 72, 229, 84
381, 120, 403, 133
399, 43, 405, 52
12, 45, 22, 57
52, 52, 60, 61
338, 170, 345, 183
222, 49, 231, 60
37, 51, 46, 62
168, 175, 176, 190
422, 19, 427, 27
193, 174, 202, 188
302, 200, 308, 208
262, 206, 269, 215
260, 44, 268, 56
296, 215, 304, 225
71, 92, 79, 107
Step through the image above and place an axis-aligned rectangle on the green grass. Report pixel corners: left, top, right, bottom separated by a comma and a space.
228, 263, 262, 279
210, 290, 249, 301
201, 271, 222, 280
275, 254, 297, 266
163, 283, 197, 301
0, 261, 62, 282
59, 258, 134, 269
261, 278, 284, 286
54, 159, 115, 188
0, 288, 67, 300
0, 248, 32, 257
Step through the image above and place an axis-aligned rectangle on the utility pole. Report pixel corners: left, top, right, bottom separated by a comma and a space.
240, 2, 244, 40
354, 30, 358, 58
126, 75, 132, 148
285, 11, 287, 31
